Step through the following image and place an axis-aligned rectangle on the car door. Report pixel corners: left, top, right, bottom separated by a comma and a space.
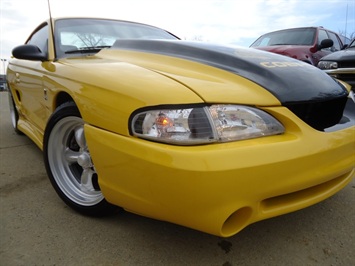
10, 24, 51, 136
314, 29, 334, 65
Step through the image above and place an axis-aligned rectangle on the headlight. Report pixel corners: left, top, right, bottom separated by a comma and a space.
131, 105, 284, 145
317, 61, 338, 70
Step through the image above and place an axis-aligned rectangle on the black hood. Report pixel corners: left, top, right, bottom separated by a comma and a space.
320, 47, 355, 63
112, 39, 348, 105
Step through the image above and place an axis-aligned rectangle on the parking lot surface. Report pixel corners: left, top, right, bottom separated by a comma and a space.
1, 91, 354, 266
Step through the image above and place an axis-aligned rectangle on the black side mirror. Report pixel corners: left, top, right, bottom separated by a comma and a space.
12, 44, 47, 61
317, 39, 334, 50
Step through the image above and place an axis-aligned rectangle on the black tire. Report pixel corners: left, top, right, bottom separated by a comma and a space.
8, 91, 23, 135
43, 102, 118, 216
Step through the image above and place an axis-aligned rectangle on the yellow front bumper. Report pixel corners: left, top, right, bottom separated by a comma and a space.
85, 106, 355, 237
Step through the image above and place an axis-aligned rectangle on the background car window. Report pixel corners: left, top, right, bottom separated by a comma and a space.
340, 35, 351, 46
27, 24, 49, 55
318, 29, 332, 51
251, 28, 316, 47
327, 32, 342, 51
257, 37, 271, 46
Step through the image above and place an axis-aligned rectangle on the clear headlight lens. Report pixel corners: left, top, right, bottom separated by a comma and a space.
317, 61, 338, 70
131, 105, 284, 145
209, 105, 284, 141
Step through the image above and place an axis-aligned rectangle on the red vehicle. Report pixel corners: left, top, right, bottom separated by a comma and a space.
250, 27, 345, 66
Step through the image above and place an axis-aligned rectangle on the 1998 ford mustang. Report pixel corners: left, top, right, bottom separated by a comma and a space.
7, 17, 355, 237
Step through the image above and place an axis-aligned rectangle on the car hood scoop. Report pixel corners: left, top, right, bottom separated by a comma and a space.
111, 39, 349, 131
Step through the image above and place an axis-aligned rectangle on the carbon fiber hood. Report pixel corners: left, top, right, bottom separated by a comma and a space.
111, 39, 348, 104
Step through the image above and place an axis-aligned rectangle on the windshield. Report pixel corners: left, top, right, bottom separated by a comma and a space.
250, 28, 316, 47
55, 18, 178, 57
349, 39, 355, 48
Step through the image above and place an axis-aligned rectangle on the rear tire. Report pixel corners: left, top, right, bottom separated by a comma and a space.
8, 91, 23, 134
43, 102, 118, 216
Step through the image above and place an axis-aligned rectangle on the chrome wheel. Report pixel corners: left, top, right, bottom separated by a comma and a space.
44, 102, 117, 216
47, 116, 103, 206
8, 92, 22, 134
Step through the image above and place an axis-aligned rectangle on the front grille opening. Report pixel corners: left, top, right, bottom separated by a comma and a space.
338, 61, 355, 68
260, 170, 352, 214
284, 95, 348, 131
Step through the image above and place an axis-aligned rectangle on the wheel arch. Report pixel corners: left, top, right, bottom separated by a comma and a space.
55, 91, 75, 109
52, 91, 88, 122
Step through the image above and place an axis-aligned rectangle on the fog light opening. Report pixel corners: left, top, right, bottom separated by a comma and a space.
221, 207, 252, 237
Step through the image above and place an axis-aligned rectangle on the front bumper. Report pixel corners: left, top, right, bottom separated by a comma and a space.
85, 106, 355, 237
324, 68, 355, 90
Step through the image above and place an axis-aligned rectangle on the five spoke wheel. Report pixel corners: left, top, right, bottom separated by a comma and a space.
43, 102, 117, 216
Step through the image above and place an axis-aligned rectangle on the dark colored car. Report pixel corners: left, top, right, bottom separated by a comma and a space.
250, 27, 345, 66
0, 74, 7, 91
318, 39, 355, 91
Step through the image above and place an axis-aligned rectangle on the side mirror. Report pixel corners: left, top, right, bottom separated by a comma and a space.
12, 44, 47, 61
317, 39, 334, 50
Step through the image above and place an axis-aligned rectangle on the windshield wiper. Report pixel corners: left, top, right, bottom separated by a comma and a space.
65, 46, 111, 54
270, 43, 294, 46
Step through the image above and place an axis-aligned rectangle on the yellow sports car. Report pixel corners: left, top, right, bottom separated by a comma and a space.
7, 17, 355, 237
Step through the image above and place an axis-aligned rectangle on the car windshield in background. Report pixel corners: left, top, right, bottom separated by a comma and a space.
55, 18, 178, 56
251, 28, 316, 47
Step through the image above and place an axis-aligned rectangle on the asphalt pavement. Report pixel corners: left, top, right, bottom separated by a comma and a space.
1, 90, 354, 266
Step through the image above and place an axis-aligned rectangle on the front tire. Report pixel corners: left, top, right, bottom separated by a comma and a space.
43, 102, 118, 216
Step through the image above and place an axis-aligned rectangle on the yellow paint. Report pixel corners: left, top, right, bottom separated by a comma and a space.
6, 18, 354, 236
